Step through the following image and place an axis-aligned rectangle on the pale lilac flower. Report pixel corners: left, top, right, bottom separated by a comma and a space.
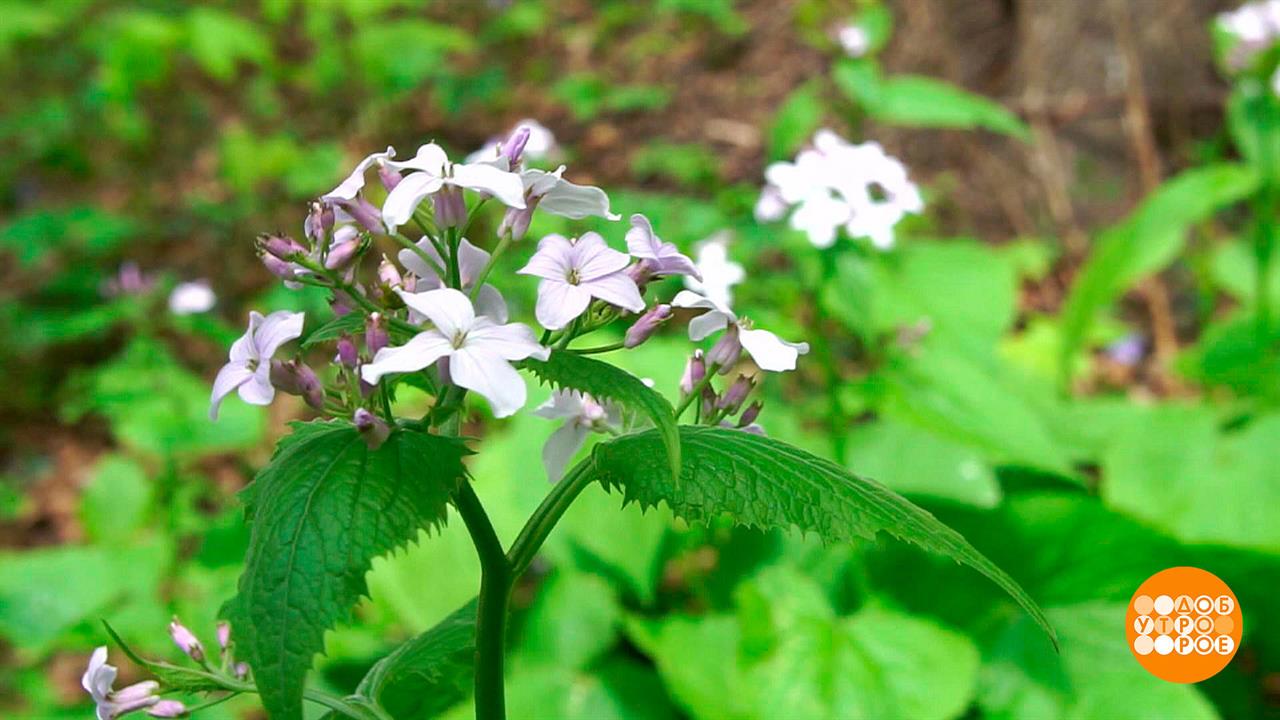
500, 166, 621, 240
103, 262, 154, 298
209, 310, 305, 420
381, 143, 527, 232
518, 232, 645, 330
534, 389, 620, 481
361, 289, 548, 418
838, 24, 870, 56
672, 290, 809, 373
216, 621, 231, 651
683, 232, 744, 307
82, 647, 161, 720
1219, 0, 1280, 67
167, 281, 216, 315
625, 214, 700, 279
1105, 333, 1145, 367
398, 237, 508, 322
467, 119, 558, 164
323, 147, 397, 202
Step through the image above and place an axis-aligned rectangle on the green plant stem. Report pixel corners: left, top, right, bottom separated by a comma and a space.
572, 341, 625, 355
674, 363, 719, 420
391, 232, 446, 279
507, 459, 596, 575
470, 231, 512, 301
452, 479, 511, 720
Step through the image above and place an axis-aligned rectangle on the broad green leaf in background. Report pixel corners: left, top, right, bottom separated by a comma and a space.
1179, 312, 1280, 401
352, 19, 475, 95
184, 7, 271, 82
222, 422, 469, 720
767, 81, 825, 161
515, 570, 621, 670
1058, 163, 1258, 383
833, 60, 1030, 140
589, 426, 1057, 646
844, 419, 1001, 508
79, 453, 151, 545
1102, 406, 1280, 553
523, 350, 680, 482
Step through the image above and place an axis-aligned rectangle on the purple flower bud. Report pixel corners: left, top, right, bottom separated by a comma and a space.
706, 325, 742, 372
433, 186, 467, 228
625, 304, 672, 348
366, 313, 389, 356
627, 259, 655, 289
168, 619, 205, 663
337, 334, 360, 368
680, 350, 706, 394
737, 400, 763, 427
234, 662, 250, 680
718, 375, 755, 413
269, 359, 326, 412
438, 355, 452, 386
148, 699, 187, 718
331, 289, 357, 317
306, 201, 335, 242
339, 197, 384, 234
700, 385, 717, 417
325, 238, 360, 270
354, 408, 391, 449
379, 164, 402, 192
259, 233, 307, 261
378, 255, 402, 288
498, 199, 538, 241
216, 621, 231, 651
261, 252, 296, 280
114, 680, 160, 705
501, 126, 532, 166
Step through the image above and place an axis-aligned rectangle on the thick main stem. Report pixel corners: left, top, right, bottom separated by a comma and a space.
453, 480, 511, 720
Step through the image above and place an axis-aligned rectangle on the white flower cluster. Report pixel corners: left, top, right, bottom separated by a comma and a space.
756, 129, 922, 250
1219, 0, 1280, 73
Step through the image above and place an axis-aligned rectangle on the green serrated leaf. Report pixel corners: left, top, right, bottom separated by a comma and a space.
522, 350, 679, 482
590, 426, 1056, 648
222, 421, 470, 720
356, 599, 477, 720
302, 312, 367, 348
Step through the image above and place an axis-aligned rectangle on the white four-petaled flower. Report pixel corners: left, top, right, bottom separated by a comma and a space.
517, 166, 620, 220
381, 143, 528, 232
518, 232, 645, 330
82, 646, 161, 720
323, 146, 396, 201
361, 288, 548, 418
625, 214, 700, 279
210, 310, 305, 420
683, 232, 744, 308
672, 290, 809, 372
467, 119, 558, 163
534, 389, 620, 481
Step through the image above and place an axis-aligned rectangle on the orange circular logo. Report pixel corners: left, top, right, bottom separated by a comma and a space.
1127, 566, 1242, 683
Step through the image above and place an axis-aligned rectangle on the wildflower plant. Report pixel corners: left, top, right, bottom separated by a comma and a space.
91, 125, 1054, 720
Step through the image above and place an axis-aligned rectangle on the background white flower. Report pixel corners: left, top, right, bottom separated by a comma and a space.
168, 280, 216, 315
534, 389, 620, 481
683, 232, 744, 307
467, 119, 558, 163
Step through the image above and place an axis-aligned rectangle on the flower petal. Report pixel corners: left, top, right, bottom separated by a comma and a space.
534, 389, 584, 420
449, 163, 528, 209
542, 422, 590, 482
209, 363, 254, 420
537, 176, 620, 220
739, 327, 809, 372
398, 239, 446, 287
671, 289, 729, 315
229, 312, 262, 363
473, 283, 510, 324
625, 213, 659, 258
453, 237, 493, 287
535, 280, 592, 330
448, 346, 527, 418
573, 232, 631, 281
398, 288, 475, 338
253, 310, 305, 358
361, 330, 453, 384
467, 318, 549, 361
324, 146, 395, 200
688, 310, 731, 342
517, 234, 574, 281
384, 143, 448, 174
382, 171, 444, 232
237, 366, 276, 406
82, 647, 115, 701
582, 273, 645, 313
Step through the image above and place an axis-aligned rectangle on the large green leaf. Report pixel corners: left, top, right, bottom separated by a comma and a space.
834, 60, 1029, 140
590, 425, 1056, 647
523, 350, 679, 482
1058, 164, 1258, 382
222, 421, 469, 720
355, 599, 477, 720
